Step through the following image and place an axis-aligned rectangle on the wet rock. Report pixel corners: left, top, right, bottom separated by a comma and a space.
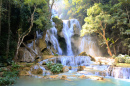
88, 76, 104, 81
31, 68, 43, 75
49, 75, 59, 79
19, 71, 30, 76
69, 66, 72, 70
61, 75, 67, 80
42, 62, 46, 65
79, 52, 88, 56
18, 47, 35, 62
62, 66, 69, 72
78, 66, 86, 71
79, 75, 86, 79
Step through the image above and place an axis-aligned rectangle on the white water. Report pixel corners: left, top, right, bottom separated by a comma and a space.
111, 67, 130, 79
45, 22, 62, 55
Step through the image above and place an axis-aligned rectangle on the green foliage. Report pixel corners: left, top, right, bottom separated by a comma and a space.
115, 54, 130, 64
81, 3, 115, 36
50, 63, 63, 73
46, 61, 63, 73
46, 61, 53, 69
125, 59, 130, 64
52, 17, 63, 33
0, 77, 16, 86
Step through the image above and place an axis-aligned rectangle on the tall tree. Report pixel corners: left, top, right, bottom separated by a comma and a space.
6, 0, 11, 58
81, 3, 115, 56
0, 0, 2, 36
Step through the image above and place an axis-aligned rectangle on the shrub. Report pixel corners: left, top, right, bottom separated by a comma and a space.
50, 64, 63, 74
11, 62, 21, 71
0, 77, 16, 85
114, 54, 130, 64
118, 57, 126, 63
46, 61, 53, 69
46, 61, 63, 74
125, 59, 130, 64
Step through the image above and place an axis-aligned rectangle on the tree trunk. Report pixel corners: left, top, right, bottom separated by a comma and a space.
0, 0, 2, 36
33, 31, 36, 50
113, 44, 116, 55
14, 6, 36, 61
6, 0, 11, 58
103, 36, 113, 56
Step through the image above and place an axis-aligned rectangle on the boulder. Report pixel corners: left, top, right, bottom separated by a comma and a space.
61, 75, 67, 80
31, 68, 43, 75
62, 66, 69, 72
79, 52, 88, 56
18, 47, 35, 62
79, 75, 86, 79
78, 66, 86, 71
19, 70, 30, 76
49, 75, 59, 79
42, 62, 46, 65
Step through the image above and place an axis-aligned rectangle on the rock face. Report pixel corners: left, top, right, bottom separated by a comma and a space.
18, 47, 36, 62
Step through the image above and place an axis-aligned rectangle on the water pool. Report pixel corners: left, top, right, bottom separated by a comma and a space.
13, 76, 130, 86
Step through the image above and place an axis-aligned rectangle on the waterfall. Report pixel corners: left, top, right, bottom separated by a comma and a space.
62, 19, 81, 56
111, 67, 130, 79
79, 36, 101, 56
45, 22, 62, 55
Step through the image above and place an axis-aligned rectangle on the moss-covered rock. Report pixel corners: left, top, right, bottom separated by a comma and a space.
79, 52, 88, 56
19, 70, 30, 76
52, 17, 63, 35
31, 68, 43, 75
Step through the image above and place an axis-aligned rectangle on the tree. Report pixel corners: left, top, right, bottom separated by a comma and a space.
81, 3, 115, 56
0, 0, 2, 36
14, 0, 51, 61
6, 0, 11, 58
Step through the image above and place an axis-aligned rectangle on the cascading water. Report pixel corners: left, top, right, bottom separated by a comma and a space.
61, 19, 82, 56
45, 22, 62, 55
110, 67, 130, 79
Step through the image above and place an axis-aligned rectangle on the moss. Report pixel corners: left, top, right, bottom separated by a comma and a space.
79, 52, 88, 56
52, 17, 63, 34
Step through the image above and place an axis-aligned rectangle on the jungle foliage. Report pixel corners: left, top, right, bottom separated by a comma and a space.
64, 0, 130, 56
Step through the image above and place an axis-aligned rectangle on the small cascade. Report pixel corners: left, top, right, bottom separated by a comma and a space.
79, 36, 101, 57
45, 22, 62, 55
40, 56, 91, 66
62, 19, 81, 56
111, 67, 130, 79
